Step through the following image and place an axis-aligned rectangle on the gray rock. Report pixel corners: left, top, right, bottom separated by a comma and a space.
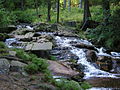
10, 61, 27, 72
25, 42, 53, 51
9, 51, 16, 56
0, 58, 10, 74
10, 61, 27, 67
24, 32, 34, 39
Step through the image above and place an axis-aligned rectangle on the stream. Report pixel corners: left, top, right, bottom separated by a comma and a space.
5, 25, 120, 90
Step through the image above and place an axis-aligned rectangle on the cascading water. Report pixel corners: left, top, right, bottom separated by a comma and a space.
5, 28, 119, 79
55, 36, 116, 79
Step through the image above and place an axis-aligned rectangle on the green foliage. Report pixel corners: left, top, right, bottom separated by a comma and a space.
16, 49, 31, 61
16, 49, 48, 74
49, 55, 57, 61
13, 10, 36, 23
87, 6, 120, 51
0, 42, 7, 49
25, 63, 39, 74
80, 81, 92, 89
56, 79, 82, 90
31, 57, 48, 72
91, 6, 103, 22
0, 8, 17, 28
0, 9, 11, 27
0, 42, 8, 56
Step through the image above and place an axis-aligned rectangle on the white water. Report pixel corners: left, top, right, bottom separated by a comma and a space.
55, 36, 116, 79
5, 32, 119, 79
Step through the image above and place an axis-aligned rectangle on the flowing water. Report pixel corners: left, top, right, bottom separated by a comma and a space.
54, 36, 120, 90
55, 36, 117, 79
5, 26, 120, 89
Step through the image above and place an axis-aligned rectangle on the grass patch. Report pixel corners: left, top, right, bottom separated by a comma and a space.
0, 42, 9, 56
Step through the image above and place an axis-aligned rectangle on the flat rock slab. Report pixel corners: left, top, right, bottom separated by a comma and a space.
48, 60, 79, 77
25, 42, 53, 51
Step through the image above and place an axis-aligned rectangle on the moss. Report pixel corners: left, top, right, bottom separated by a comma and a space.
0, 42, 9, 56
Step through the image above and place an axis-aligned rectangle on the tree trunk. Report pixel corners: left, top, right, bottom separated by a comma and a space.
34, 0, 39, 16
63, 0, 66, 9
79, 0, 82, 8
57, 0, 60, 23
47, 0, 51, 22
83, 0, 91, 23
21, 0, 24, 10
68, 0, 71, 11
81, 0, 91, 30
102, 0, 110, 26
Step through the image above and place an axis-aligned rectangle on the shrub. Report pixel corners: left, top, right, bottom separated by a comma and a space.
87, 6, 120, 51
15, 49, 48, 74
13, 10, 36, 23
56, 79, 82, 90
80, 81, 92, 89
0, 9, 11, 27
49, 55, 57, 61
32, 57, 48, 72
25, 63, 39, 74
0, 42, 7, 49
16, 49, 31, 61
0, 42, 8, 56
0, 8, 17, 28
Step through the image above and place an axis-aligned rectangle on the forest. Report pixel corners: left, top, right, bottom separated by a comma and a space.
0, 0, 120, 90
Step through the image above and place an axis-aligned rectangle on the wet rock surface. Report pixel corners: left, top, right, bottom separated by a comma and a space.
3, 23, 120, 89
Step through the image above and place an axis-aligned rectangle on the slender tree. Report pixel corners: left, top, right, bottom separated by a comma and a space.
102, 0, 110, 26
63, 0, 66, 9
83, 0, 91, 23
47, 0, 51, 21
81, 0, 91, 30
57, 0, 60, 23
79, 0, 82, 8
21, 0, 24, 10
68, 0, 71, 11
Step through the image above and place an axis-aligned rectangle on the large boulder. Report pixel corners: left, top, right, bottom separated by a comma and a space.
48, 60, 79, 77
25, 42, 53, 51
15, 32, 34, 41
10, 61, 27, 72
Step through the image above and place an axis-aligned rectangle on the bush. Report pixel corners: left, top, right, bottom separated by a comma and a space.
0, 42, 8, 56
32, 57, 48, 72
13, 9, 36, 23
56, 79, 82, 90
80, 81, 92, 89
25, 63, 39, 74
16, 49, 48, 74
16, 49, 31, 61
0, 8, 17, 27
49, 55, 57, 61
87, 6, 120, 51
0, 9, 11, 27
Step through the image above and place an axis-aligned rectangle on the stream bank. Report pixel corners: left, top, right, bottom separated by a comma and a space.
2, 23, 120, 89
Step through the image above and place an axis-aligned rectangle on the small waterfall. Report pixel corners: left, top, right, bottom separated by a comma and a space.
5, 31, 120, 79
55, 36, 116, 79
